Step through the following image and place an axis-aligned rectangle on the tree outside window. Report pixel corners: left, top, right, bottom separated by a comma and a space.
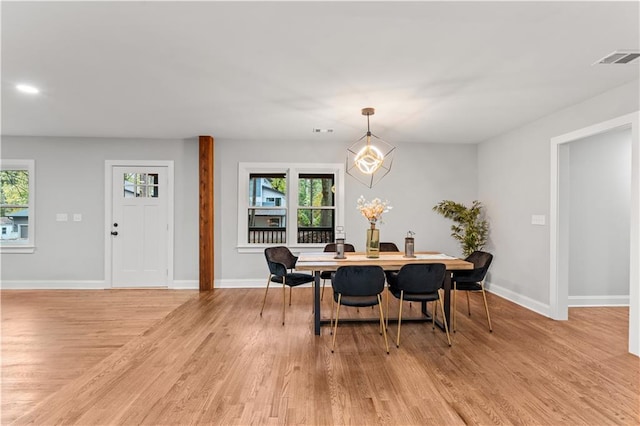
0, 160, 35, 252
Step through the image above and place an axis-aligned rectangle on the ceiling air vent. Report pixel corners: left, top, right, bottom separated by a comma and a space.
595, 50, 640, 65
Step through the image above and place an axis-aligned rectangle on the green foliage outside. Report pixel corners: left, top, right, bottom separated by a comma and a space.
269, 177, 286, 194
293, 177, 333, 227
433, 200, 489, 257
0, 170, 29, 216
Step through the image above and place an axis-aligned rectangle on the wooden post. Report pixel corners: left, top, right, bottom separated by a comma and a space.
199, 136, 214, 291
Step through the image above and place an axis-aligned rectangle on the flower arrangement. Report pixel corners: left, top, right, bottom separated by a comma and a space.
357, 195, 392, 224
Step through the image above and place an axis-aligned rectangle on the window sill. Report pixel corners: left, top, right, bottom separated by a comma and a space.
1, 245, 35, 254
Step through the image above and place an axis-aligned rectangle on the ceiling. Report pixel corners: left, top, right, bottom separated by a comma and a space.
2, 1, 639, 144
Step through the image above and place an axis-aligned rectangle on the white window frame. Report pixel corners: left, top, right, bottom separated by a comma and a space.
0, 159, 35, 253
237, 162, 345, 253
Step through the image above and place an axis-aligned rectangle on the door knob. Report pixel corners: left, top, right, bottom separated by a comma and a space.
111, 231, 118, 236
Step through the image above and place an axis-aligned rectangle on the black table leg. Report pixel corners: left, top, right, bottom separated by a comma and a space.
423, 271, 452, 331
314, 270, 321, 335
443, 271, 452, 327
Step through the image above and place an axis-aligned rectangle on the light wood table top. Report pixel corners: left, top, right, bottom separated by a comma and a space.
297, 251, 473, 272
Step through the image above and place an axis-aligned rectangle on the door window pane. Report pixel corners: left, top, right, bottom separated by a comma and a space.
124, 173, 159, 198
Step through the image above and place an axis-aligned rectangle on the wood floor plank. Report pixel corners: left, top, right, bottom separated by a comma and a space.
2, 288, 638, 425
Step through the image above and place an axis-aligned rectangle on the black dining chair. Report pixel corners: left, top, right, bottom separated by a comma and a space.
330, 265, 389, 354
261, 246, 315, 325
320, 242, 356, 301
379, 242, 400, 252
381, 242, 401, 290
452, 251, 494, 332
386, 263, 451, 347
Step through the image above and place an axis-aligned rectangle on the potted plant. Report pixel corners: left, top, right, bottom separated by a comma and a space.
433, 200, 489, 257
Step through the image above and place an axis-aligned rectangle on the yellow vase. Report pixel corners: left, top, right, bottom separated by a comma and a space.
366, 223, 380, 258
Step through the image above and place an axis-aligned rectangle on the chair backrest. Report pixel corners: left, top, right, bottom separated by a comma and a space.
394, 263, 446, 294
379, 242, 399, 252
264, 246, 298, 276
464, 251, 493, 281
332, 265, 385, 297
323, 243, 356, 253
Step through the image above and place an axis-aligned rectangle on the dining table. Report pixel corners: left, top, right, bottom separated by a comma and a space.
296, 251, 474, 335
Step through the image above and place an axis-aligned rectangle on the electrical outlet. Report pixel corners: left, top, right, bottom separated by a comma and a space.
56, 213, 68, 222
73, 214, 82, 222
531, 215, 546, 225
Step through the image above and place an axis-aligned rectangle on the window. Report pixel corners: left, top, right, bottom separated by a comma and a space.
248, 173, 287, 243
238, 163, 344, 252
1, 160, 35, 253
297, 174, 335, 243
123, 173, 159, 198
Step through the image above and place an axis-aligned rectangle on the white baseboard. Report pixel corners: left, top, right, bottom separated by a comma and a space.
485, 281, 552, 318
0, 280, 106, 290
0, 279, 282, 290
170, 279, 264, 289
215, 278, 264, 288
214, 278, 317, 289
568, 295, 629, 307
171, 280, 199, 289
1, 280, 199, 290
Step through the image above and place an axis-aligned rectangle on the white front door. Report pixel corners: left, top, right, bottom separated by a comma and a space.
110, 166, 169, 287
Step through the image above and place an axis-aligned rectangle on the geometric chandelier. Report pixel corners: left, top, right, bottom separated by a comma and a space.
346, 107, 395, 188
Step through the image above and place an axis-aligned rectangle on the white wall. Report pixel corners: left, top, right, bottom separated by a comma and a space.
1, 135, 478, 288
0, 136, 199, 287
478, 78, 639, 313
567, 128, 631, 302
215, 138, 478, 285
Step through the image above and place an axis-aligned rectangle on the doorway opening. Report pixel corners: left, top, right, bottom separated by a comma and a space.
550, 112, 639, 356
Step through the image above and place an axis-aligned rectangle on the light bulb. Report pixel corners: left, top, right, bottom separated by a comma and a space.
354, 144, 384, 174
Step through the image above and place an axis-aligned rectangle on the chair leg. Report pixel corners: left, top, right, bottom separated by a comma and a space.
289, 286, 293, 306
466, 291, 471, 316
438, 289, 452, 346
396, 291, 404, 348
377, 294, 390, 354
260, 275, 271, 317
331, 295, 342, 353
385, 287, 390, 330
321, 279, 326, 301
480, 285, 493, 332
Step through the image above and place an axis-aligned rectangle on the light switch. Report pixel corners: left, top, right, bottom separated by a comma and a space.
73, 214, 82, 222
56, 213, 68, 222
531, 214, 546, 225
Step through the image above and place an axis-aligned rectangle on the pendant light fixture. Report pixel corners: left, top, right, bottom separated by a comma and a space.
346, 107, 395, 188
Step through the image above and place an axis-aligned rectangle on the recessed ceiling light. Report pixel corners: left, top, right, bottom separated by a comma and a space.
16, 84, 39, 94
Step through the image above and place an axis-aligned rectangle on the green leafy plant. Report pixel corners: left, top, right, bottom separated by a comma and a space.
432, 200, 489, 257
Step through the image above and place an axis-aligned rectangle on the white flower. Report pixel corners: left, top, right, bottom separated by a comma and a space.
357, 195, 392, 223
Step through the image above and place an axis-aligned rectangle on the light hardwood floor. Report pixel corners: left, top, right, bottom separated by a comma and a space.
1, 288, 638, 425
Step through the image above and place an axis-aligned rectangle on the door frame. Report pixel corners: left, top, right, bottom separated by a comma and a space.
549, 111, 639, 356
104, 160, 175, 288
